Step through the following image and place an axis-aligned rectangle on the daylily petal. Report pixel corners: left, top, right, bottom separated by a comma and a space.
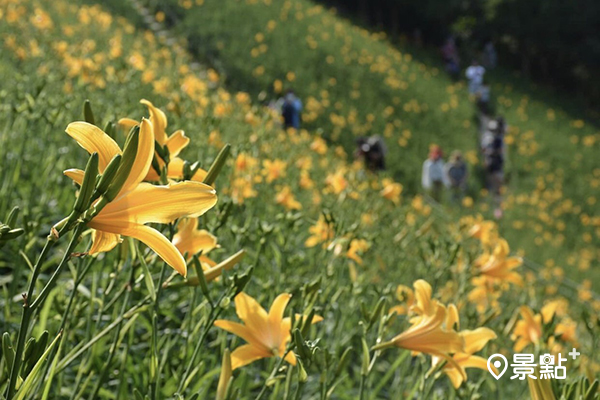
88, 221, 186, 276
119, 118, 155, 194
230, 344, 270, 370
118, 118, 139, 131
66, 122, 121, 171
234, 292, 269, 333
166, 130, 190, 158
462, 328, 497, 354
140, 99, 168, 144
460, 355, 492, 371
283, 351, 297, 366
268, 294, 292, 345
64, 169, 85, 185
96, 181, 217, 224
213, 320, 263, 348
89, 230, 121, 254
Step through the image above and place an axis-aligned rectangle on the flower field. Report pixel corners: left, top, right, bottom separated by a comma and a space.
0, 0, 598, 399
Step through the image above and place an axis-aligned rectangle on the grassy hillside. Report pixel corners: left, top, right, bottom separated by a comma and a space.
141, 0, 600, 287
0, 0, 598, 398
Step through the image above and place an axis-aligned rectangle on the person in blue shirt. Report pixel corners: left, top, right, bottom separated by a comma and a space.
281, 89, 302, 129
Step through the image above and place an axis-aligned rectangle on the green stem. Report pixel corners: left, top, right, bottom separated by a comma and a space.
6, 222, 84, 400
177, 293, 226, 394
255, 349, 291, 400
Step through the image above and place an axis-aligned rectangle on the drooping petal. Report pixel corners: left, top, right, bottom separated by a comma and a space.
140, 99, 168, 144
89, 230, 121, 254
460, 355, 492, 371
165, 130, 190, 158
118, 118, 139, 132
462, 328, 497, 354
64, 169, 85, 185
88, 221, 187, 276
230, 344, 270, 370
119, 118, 155, 194
96, 181, 217, 224
66, 122, 121, 171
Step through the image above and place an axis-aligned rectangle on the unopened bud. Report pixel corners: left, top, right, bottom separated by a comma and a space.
93, 154, 122, 200
104, 126, 139, 201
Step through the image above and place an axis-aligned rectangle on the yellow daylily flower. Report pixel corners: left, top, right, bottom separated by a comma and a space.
434, 325, 497, 388
380, 178, 403, 205
262, 159, 287, 183
389, 285, 415, 316
275, 185, 302, 210
304, 215, 334, 248
346, 238, 369, 265
64, 120, 217, 276
511, 306, 543, 352
118, 99, 207, 182
468, 219, 497, 245
214, 292, 323, 370
374, 305, 465, 378
474, 239, 523, 286
172, 217, 218, 266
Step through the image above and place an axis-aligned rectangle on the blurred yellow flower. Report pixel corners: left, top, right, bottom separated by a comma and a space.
275, 186, 302, 210
262, 159, 287, 183
346, 238, 369, 265
172, 217, 217, 263
305, 215, 334, 248
380, 178, 402, 204
511, 306, 542, 352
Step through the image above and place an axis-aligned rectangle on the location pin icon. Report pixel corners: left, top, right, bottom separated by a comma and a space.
487, 354, 508, 380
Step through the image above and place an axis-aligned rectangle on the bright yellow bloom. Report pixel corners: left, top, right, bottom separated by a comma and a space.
118, 99, 207, 182
389, 285, 414, 316
172, 217, 218, 264
64, 120, 217, 276
310, 137, 327, 155
262, 159, 287, 183
473, 239, 523, 285
214, 292, 323, 370
305, 215, 334, 248
299, 170, 314, 189
230, 177, 257, 204
468, 219, 497, 245
433, 322, 497, 388
325, 170, 347, 194
275, 186, 302, 210
511, 306, 543, 352
346, 238, 369, 265
234, 152, 258, 173
374, 305, 465, 376
380, 178, 402, 204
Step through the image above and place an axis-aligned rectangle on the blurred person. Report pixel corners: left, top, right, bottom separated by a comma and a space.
355, 135, 387, 172
482, 119, 506, 218
466, 60, 485, 94
281, 89, 302, 129
476, 79, 492, 115
422, 145, 447, 202
444, 150, 468, 203
441, 37, 460, 79
482, 41, 497, 69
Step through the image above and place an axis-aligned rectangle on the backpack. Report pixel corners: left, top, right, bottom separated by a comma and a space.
448, 163, 466, 185
487, 136, 504, 172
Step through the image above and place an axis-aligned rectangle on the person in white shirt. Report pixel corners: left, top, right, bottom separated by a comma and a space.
466, 60, 485, 94
422, 145, 448, 202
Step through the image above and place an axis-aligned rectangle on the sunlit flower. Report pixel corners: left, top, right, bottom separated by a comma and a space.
172, 217, 218, 265
380, 178, 402, 204
275, 186, 302, 210
511, 306, 542, 352
214, 292, 322, 369
473, 239, 523, 285
262, 159, 287, 183
118, 99, 207, 182
64, 120, 216, 276
346, 238, 369, 265
325, 170, 347, 194
305, 215, 334, 248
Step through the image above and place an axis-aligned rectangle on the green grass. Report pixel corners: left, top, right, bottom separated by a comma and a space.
0, 0, 597, 399
138, 0, 600, 286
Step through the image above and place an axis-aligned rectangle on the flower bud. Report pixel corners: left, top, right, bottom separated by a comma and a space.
104, 126, 139, 202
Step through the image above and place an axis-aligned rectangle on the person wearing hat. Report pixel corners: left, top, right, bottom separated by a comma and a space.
422, 144, 448, 202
